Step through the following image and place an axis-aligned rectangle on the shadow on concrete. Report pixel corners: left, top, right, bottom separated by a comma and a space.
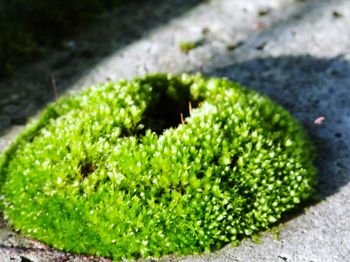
0, 0, 203, 136
207, 55, 350, 199
0, 0, 344, 135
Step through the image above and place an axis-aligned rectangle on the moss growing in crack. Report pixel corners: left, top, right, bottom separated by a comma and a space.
0, 74, 317, 260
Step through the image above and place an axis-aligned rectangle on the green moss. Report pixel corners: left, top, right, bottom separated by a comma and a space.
0, 74, 317, 260
179, 41, 198, 53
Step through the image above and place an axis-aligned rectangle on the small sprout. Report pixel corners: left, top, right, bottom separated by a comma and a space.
179, 41, 198, 53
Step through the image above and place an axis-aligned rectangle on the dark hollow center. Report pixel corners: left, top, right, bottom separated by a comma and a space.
138, 81, 201, 135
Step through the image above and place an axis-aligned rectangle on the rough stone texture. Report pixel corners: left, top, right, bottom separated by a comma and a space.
0, 0, 349, 261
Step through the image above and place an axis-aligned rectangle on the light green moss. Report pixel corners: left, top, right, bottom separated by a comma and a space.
0, 74, 317, 260
179, 41, 198, 53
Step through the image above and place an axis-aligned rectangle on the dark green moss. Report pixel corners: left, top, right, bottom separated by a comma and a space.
0, 74, 317, 260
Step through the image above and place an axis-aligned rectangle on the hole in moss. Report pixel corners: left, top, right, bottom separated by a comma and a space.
229, 155, 239, 169
79, 160, 96, 178
196, 171, 205, 179
138, 85, 201, 135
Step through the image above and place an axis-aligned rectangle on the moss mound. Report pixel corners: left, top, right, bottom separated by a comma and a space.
0, 74, 317, 260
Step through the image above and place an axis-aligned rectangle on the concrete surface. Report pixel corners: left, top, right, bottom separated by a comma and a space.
0, 0, 349, 261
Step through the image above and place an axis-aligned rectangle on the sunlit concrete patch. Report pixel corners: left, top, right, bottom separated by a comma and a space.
72, 0, 302, 86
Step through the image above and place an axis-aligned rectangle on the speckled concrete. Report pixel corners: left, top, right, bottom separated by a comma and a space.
0, 0, 349, 261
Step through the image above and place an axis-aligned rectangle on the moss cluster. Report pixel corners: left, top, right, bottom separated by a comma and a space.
0, 74, 317, 260
179, 41, 198, 53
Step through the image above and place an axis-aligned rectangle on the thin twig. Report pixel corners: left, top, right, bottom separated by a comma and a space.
51, 75, 58, 100
188, 101, 192, 115
180, 112, 185, 125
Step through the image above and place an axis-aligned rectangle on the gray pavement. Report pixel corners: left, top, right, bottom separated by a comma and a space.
0, 0, 349, 261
